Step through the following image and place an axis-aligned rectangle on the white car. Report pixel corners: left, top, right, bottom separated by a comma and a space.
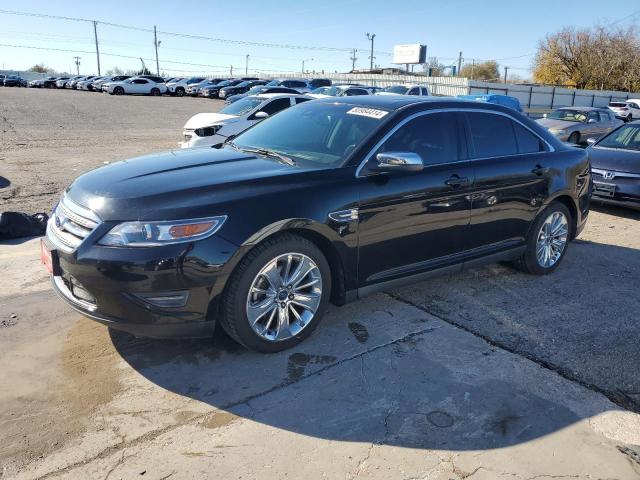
166, 77, 206, 97
54, 77, 72, 88
181, 93, 311, 148
308, 85, 372, 99
78, 77, 105, 91
107, 77, 167, 96
376, 84, 430, 96
608, 99, 640, 122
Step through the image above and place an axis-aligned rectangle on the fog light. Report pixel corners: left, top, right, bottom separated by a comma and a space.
135, 291, 189, 308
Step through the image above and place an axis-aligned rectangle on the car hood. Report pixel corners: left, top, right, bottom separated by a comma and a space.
66, 147, 312, 222
536, 118, 581, 130
589, 146, 640, 172
184, 113, 238, 129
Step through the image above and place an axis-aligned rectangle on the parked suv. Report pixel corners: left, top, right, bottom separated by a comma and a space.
166, 77, 206, 97
42, 97, 590, 352
608, 100, 640, 122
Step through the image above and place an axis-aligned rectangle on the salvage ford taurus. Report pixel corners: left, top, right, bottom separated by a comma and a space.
42, 97, 591, 352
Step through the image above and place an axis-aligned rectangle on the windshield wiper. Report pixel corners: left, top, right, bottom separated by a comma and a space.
235, 146, 296, 166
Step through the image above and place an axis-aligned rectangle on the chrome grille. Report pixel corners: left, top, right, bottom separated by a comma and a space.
47, 194, 101, 253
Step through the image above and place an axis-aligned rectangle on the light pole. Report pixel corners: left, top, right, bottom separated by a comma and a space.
245, 54, 250, 76
302, 58, 313, 74
366, 32, 376, 71
154, 26, 161, 76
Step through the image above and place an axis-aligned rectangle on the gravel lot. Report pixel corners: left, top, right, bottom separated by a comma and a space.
1, 88, 640, 479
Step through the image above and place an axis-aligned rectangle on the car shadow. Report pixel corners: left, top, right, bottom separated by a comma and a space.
110, 239, 639, 451
591, 202, 640, 220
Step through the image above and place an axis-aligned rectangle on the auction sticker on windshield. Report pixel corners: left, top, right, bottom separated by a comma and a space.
346, 107, 389, 119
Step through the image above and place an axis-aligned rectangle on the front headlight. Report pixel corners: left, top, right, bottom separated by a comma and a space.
98, 216, 227, 247
194, 125, 222, 137
549, 129, 564, 137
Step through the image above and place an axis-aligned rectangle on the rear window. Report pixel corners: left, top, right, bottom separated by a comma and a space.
610, 102, 628, 107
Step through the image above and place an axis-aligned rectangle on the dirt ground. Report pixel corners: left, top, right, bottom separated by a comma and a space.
1, 88, 640, 480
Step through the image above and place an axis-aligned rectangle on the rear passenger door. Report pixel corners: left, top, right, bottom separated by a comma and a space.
464, 111, 550, 256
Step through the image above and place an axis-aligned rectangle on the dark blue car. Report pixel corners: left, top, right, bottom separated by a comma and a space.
457, 94, 523, 112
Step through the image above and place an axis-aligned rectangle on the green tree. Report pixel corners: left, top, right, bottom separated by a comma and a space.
460, 60, 500, 81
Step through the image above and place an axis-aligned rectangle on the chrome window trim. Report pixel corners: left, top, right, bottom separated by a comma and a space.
355, 108, 556, 177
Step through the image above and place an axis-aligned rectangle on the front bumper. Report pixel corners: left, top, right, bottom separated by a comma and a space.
591, 170, 640, 209
43, 228, 240, 339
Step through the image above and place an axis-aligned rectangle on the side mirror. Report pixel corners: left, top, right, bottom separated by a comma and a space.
543, 113, 548, 118
587, 118, 597, 124
586, 137, 597, 146
254, 111, 269, 119
373, 152, 424, 172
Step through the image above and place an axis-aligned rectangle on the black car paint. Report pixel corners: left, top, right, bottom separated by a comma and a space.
45, 97, 590, 339
219, 80, 267, 98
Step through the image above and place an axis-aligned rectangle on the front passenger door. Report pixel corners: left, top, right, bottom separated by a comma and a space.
357, 112, 474, 288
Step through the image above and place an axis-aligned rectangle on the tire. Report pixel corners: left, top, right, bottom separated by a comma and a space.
627, 114, 633, 122
175, 87, 185, 97
513, 202, 572, 275
220, 233, 331, 353
568, 132, 580, 144
150, 87, 161, 96
114, 86, 125, 96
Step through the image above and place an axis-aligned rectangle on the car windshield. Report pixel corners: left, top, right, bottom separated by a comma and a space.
548, 109, 587, 122
597, 124, 640, 151
266, 80, 281, 86
216, 80, 232, 87
231, 102, 389, 168
219, 97, 264, 116
235, 81, 251, 88
384, 86, 410, 94
320, 86, 345, 96
186, 77, 204, 84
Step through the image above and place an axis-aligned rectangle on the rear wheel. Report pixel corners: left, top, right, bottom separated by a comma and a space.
568, 132, 580, 144
221, 234, 331, 353
150, 87, 161, 96
175, 87, 185, 97
514, 202, 571, 275
114, 86, 125, 96
627, 114, 633, 122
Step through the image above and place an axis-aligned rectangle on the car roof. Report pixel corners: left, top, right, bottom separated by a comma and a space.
253, 93, 307, 99
558, 106, 606, 111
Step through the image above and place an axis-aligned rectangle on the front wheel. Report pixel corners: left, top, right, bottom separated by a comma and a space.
514, 202, 571, 275
221, 234, 331, 353
175, 87, 185, 97
568, 132, 580, 144
114, 86, 125, 96
150, 87, 161, 96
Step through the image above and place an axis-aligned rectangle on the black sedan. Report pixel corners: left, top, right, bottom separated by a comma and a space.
200, 79, 243, 99
588, 122, 640, 210
42, 96, 590, 352
218, 80, 267, 100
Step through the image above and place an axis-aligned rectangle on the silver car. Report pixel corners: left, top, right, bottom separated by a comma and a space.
536, 107, 622, 144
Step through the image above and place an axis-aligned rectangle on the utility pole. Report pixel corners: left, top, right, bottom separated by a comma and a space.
302, 58, 313, 74
457, 51, 463, 77
366, 33, 376, 71
504, 66, 509, 84
350, 48, 358, 72
245, 54, 249, 76
230, 65, 233, 77
153, 25, 160, 76
73, 56, 81, 75
471, 59, 475, 80
93, 21, 101, 75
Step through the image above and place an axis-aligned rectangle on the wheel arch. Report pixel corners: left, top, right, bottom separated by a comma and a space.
543, 193, 579, 240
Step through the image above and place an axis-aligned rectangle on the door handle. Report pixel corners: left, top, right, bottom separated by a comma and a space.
532, 165, 550, 176
445, 175, 471, 187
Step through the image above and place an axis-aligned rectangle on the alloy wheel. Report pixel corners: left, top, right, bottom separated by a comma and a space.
246, 253, 322, 342
535, 211, 569, 268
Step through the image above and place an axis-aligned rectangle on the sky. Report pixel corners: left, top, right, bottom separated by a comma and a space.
0, 0, 639, 78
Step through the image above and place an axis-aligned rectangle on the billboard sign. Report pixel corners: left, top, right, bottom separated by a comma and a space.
393, 44, 427, 64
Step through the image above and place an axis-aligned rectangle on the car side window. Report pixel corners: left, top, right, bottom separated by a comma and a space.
408, 88, 420, 95
260, 98, 292, 116
587, 111, 599, 122
346, 88, 368, 96
421, 87, 429, 95
513, 122, 545, 154
466, 112, 518, 158
295, 97, 311, 104
377, 112, 460, 166
133, 79, 146, 84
